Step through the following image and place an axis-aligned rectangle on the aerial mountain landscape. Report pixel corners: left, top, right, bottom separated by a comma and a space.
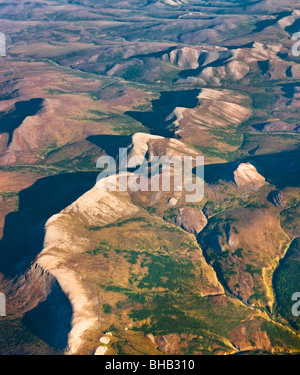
0, 0, 299, 356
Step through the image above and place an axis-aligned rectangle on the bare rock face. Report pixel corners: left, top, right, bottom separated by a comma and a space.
94, 346, 108, 355
168, 197, 178, 207
233, 163, 265, 194
176, 207, 207, 235
268, 190, 287, 209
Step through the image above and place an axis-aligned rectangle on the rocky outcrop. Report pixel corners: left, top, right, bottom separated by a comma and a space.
233, 163, 265, 195
94, 345, 108, 355
176, 207, 207, 235
167, 197, 178, 207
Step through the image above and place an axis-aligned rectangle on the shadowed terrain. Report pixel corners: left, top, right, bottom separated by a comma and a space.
0, 98, 44, 148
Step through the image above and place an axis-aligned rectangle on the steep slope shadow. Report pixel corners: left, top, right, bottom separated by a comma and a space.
86, 134, 129, 159
178, 51, 232, 80
125, 89, 200, 137
22, 280, 73, 352
280, 82, 300, 99
203, 160, 239, 185
125, 45, 177, 61
224, 42, 254, 50
285, 17, 300, 35
253, 11, 292, 33
251, 122, 269, 131
0, 171, 98, 278
257, 60, 270, 76
204, 147, 300, 189
0, 98, 44, 148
